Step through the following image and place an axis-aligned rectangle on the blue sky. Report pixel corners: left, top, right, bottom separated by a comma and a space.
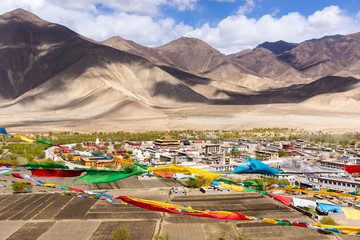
164, 0, 360, 27
1, 0, 360, 54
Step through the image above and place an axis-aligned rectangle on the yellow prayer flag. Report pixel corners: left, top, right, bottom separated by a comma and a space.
14, 134, 35, 143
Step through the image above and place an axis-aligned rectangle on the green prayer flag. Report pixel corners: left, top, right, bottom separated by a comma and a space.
35, 140, 53, 145
134, 161, 149, 170
72, 167, 147, 184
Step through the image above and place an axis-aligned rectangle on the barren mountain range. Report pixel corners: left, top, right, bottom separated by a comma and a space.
1, 8, 360, 133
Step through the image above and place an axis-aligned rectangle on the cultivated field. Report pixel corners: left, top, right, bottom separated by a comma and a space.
0, 176, 352, 240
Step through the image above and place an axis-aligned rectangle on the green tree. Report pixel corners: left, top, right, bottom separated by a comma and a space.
154, 233, 170, 240
352, 173, 360, 178
104, 163, 116, 169
3, 154, 18, 160
356, 186, 360, 194
279, 149, 289, 157
113, 144, 124, 150
75, 143, 84, 151
305, 206, 316, 218
37, 152, 46, 159
278, 179, 290, 186
42, 158, 58, 164
112, 227, 130, 240
255, 152, 267, 161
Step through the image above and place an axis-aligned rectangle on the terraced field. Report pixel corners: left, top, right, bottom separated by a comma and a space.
0, 176, 347, 240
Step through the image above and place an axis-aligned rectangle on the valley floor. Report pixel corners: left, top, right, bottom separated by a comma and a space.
1, 103, 360, 133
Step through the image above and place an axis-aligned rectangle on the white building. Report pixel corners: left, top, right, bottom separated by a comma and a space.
210, 164, 238, 172
316, 176, 360, 192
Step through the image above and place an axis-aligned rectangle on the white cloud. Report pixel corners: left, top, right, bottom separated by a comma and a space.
167, 0, 198, 11
74, 13, 193, 46
186, 6, 360, 54
0, 0, 194, 46
271, 7, 280, 17
237, 0, 255, 15
0, 2, 359, 55
0, 0, 198, 17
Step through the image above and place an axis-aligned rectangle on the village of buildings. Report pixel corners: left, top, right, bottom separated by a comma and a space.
51, 135, 360, 196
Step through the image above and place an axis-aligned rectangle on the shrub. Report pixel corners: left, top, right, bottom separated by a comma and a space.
72, 160, 83, 165
67, 154, 74, 161
11, 182, 32, 193
185, 179, 198, 188
320, 216, 336, 225
123, 164, 136, 173
184, 178, 208, 188
0, 159, 20, 166
3, 154, 18, 160
239, 228, 252, 240
112, 227, 130, 240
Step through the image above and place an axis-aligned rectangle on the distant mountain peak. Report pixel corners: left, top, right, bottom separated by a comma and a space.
157, 36, 218, 51
0, 8, 46, 24
304, 34, 343, 43
256, 40, 299, 55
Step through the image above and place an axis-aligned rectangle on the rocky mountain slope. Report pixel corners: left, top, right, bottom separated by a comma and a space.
0, 9, 209, 122
1, 9, 360, 132
277, 33, 360, 79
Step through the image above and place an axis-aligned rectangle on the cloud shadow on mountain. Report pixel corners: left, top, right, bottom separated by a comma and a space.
159, 66, 212, 86
212, 76, 360, 105
151, 81, 209, 103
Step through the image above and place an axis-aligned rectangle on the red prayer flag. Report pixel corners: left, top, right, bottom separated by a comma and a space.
154, 172, 174, 178
267, 193, 291, 206
70, 188, 84, 192
55, 145, 72, 153
31, 169, 85, 177
292, 222, 307, 227
116, 196, 252, 220
0, 163, 13, 166
11, 173, 24, 179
